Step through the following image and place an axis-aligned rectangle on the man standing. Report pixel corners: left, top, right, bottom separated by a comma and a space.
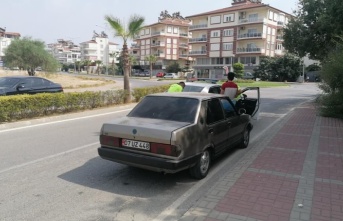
168, 82, 185, 92
221, 72, 241, 100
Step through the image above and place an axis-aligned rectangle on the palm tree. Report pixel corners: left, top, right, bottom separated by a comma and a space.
145, 55, 157, 79
95, 60, 102, 75
74, 61, 81, 73
109, 51, 120, 70
105, 14, 145, 103
83, 59, 92, 74
128, 54, 137, 77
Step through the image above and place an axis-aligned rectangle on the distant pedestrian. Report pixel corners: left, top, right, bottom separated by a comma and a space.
306, 76, 309, 82
168, 82, 185, 92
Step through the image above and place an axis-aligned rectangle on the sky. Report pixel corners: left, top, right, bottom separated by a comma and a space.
1, 0, 299, 46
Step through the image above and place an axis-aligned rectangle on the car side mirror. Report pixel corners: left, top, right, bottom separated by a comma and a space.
238, 108, 246, 115
17, 84, 25, 90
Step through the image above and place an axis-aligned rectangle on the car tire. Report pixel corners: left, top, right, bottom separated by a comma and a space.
239, 127, 250, 149
189, 149, 211, 179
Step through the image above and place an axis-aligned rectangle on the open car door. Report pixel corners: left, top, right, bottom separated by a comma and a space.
236, 87, 260, 120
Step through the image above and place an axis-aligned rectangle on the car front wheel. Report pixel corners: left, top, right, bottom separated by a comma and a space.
189, 149, 211, 179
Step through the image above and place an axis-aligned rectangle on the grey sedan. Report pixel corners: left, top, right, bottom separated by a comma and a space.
98, 92, 259, 179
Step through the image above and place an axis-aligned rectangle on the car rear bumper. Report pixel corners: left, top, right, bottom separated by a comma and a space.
98, 147, 200, 173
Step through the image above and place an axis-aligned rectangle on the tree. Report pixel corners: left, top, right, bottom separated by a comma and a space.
166, 61, 181, 73
83, 60, 92, 74
4, 37, 59, 75
109, 51, 120, 71
74, 61, 81, 73
232, 63, 244, 78
283, 0, 343, 61
254, 54, 302, 81
105, 14, 145, 103
95, 60, 102, 75
128, 54, 137, 77
145, 55, 157, 79
306, 63, 321, 72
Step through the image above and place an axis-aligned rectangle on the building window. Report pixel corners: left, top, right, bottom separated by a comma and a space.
210, 15, 221, 24
223, 29, 234, 37
196, 58, 210, 65
145, 28, 150, 35
269, 11, 274, 20
240, 57, 256, 64
173, 39, 177, 44
223, 14, 234, 22
223, 43, 233, 51
173, 49, 177, 55
211, 30, 220, 38
210, 43, 220, 51
276, 43, 283, 50
167, 26, 172, 33
267, 41, 270, 49
211, 58, 223, 65
224, 57, 233, 64
173, 27, 178, 34
267, 27, 271, 35
272, 28, 276, 36
248, 13, 258, 22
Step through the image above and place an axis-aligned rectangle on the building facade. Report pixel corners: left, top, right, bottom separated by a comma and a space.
79, 31, 119, 67
0, 27, 21, 67
47, 39, 81, 64
186, 0, 292, 79
131, 11, 193, 74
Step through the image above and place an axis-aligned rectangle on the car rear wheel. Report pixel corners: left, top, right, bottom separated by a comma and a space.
240, 127, 250, 149
189, 149, 211, 179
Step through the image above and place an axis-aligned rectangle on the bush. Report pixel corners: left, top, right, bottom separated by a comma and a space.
0, 84, 170, 123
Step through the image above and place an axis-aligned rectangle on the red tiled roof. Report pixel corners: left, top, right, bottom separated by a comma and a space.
186, 3, 291, 18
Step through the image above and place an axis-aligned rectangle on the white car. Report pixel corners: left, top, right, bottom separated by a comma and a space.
164, 73, 178, 79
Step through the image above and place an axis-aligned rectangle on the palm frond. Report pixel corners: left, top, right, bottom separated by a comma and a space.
104, 15, 125, 37
128, 14, 145, 38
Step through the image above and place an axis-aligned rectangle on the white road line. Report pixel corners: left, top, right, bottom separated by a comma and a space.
0, 109, 132, 134
0, 142, 99, 175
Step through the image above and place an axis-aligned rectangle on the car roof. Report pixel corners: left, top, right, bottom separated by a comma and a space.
185, 82, 221, 88
147, 92, 224, 100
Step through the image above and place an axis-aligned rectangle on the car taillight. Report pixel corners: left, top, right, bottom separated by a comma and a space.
100, 135, 120, 147
150, 143, 181, 157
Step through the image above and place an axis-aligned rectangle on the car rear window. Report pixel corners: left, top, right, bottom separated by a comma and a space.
128, 96, 199, 123
183, 85, 204, 92
0, 78, 20, 87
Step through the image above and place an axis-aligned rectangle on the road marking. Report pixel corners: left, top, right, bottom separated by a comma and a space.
0, 142, 99, 175
0, 109, 132, 134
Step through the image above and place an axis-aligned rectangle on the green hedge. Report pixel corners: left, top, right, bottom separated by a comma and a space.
0, 85, 170, 123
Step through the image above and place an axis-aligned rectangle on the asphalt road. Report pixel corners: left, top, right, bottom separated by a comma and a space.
0, 83, 320, 221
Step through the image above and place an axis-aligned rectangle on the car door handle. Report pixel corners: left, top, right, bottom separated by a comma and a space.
227, 122, 232, 127
208, 128, 214, 134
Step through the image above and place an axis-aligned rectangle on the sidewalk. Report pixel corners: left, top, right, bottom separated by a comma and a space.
180, 102, 343, 221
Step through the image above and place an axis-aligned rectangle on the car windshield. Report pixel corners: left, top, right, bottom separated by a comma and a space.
0, 78, 20, 88
128, 96, 199, 123
183, 85, 204, 92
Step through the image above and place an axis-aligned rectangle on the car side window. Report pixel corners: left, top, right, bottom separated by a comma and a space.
21, 79, 33, 88
31, 78, 44, 87
206, 98, 225, 124
209, 86, 221, 94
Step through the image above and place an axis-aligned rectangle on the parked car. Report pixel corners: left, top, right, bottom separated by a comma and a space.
0, 76, 63, 96
156, 72, 165, 78
242, 72, 254, 79
98, 91, 260, 179
164, 73, 178, 79
183, 82, 221, 94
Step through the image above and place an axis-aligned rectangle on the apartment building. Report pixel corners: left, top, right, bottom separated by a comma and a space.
47, 39, 81, 64
0, 27, 21, 67
131, 11, 193, 73
186, 0, 292, 79
79, 31, 119, 66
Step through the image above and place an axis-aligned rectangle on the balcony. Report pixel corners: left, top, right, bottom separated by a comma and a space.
154, 52, 165, 57
239, 18, 264, 24
152, 31, 165, 36
179, 33, 189, 38
151, 42, 166, 47
236, 47, 262, 54
237, 32, 263, 39
179, 54, 188, 58
189, 37, 207, 43
83, 47, 97, 51
179, 43, 188, 48
189, 24, 208, 30
131, 44, 140, 49
277, 21, 284, 26
276, 35, 284, 41
189, 50, 207, 55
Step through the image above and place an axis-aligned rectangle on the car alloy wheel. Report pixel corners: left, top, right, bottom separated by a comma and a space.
189, 149, 211, 179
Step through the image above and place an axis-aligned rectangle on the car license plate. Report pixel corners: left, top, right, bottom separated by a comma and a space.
122, 139, 150, 150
